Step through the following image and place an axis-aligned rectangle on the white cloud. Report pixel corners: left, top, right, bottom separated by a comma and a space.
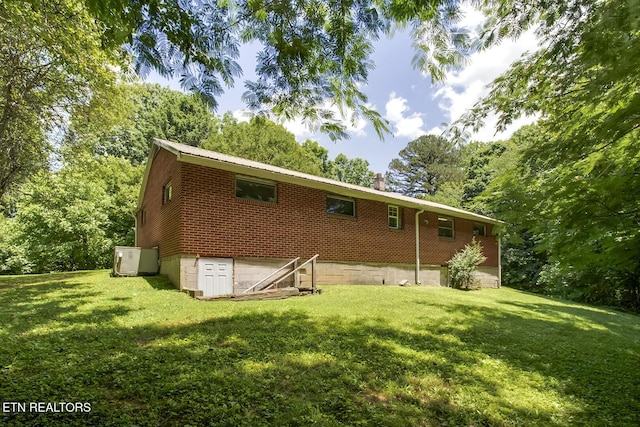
282, 117, 311, 139
431, 11, 540, 141
384, 92, 426, 139
232, 109, 254, 122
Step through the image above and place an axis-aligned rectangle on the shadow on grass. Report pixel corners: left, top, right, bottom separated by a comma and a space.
0, 270, 98, 289
420, 299, 640, 426
498, 299, 640, 331
140, 275, 177, 291
0, 280, 638, 426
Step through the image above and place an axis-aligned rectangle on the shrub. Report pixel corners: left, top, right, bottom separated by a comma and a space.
448, 239, 487, 290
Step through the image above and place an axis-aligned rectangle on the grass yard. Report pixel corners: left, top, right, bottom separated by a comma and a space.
1, 271, 639, 426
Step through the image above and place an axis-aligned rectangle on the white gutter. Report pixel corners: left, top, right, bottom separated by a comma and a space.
498, 235, 502, 288
415, 209, 424, 284
133, 213, 138, 247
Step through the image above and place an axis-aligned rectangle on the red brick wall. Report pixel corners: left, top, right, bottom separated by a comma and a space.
420, 212, 497, 267
136, 148, 183, 258
175, 159, 498, 267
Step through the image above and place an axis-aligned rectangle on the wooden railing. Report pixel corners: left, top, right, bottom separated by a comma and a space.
243, 254, 319, 294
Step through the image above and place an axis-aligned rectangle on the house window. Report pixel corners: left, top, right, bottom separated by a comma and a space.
141, 209, 147, 225
473, 222, 487, 236
327, 195, 355, 217
162, 182, 172, 204
236, 176, 277, 203
438, 217, 454, 238
388, 205, 401, 229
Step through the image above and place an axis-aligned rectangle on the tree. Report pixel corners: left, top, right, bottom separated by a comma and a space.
16, 167, 112, 272
458, 0, 640, 310
325, 154, 376, 187
81, 0, 509, 139
0, 0, 118, 199
302, 140, 332, 176
461, 128, 549, 293
202, 115, 324, 175
73, 84, 217, 165
9, 155, 143, 273
0, 216, 31, 274
386, 135, 463, 197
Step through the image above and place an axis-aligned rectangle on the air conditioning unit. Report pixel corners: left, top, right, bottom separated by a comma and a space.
113, 247, 141, 276
113, 246, 159, 276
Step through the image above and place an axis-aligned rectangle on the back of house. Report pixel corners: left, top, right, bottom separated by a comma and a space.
136, 139, 501, 297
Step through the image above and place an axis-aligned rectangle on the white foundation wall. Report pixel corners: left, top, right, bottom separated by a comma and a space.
159, 255, 181, 288
159, 255, 198, 290
159, 255, 501, 292
234, 258, 296, 293
311, 262, 421, 286
474, 267, 501, 288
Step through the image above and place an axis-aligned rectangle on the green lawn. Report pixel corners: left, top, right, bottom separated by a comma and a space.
1, 271, 639, 426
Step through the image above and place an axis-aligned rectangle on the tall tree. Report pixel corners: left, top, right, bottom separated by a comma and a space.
326, 154, 376, 187
386, 135, 463, 198
0, 0, 117, 199
302, 140, 332, 176
72, 84, 217, 165
459, 0, 640, 309
202, 115, 324, 175
203, 115, 376, 185
80, 0, 502, 139
8, 154, 143, 273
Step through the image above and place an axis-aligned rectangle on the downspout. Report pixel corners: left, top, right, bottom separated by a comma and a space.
133, 211, 138, 247
498, 234, 502, 288
415, 209, 425, 284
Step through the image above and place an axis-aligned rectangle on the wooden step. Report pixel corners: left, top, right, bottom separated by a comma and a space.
195, 287, 305, 301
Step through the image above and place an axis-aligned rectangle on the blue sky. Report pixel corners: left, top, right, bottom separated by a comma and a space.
148, 8, 537, 174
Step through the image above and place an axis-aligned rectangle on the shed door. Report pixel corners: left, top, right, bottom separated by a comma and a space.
197, 258, 233, 296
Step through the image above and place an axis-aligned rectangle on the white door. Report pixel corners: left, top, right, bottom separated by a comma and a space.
197, 258, 233, 296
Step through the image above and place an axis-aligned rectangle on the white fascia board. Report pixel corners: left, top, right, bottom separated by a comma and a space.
136, 140, 181, 211
135, 149, 156, 212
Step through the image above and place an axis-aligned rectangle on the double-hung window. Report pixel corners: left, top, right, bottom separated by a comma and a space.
438, 217, 454, 238
388, 205, 401, 229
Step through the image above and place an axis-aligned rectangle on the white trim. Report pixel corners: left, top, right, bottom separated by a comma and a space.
388, 205, 401, 229
415, 210, 424, 284
438, 217, 455, 238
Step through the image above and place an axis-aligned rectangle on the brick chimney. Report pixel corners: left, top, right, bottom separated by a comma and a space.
373, 173, 385, 191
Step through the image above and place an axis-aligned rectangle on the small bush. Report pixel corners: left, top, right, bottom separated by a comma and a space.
448, 239, 486, 290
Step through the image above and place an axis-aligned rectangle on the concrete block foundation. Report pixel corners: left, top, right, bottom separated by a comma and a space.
158, 255, 501, 292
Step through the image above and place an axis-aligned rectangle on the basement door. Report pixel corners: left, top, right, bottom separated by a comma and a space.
197, 258, 233, 297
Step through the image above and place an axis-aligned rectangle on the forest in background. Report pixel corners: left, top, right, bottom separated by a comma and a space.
1, 0, 638, 311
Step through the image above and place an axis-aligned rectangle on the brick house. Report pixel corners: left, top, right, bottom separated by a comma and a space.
136, 138, 501, 296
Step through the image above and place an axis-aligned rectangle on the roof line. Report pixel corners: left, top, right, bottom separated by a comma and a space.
147, 138, 501, 224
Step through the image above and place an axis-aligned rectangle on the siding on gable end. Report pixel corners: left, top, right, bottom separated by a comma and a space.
178, 162, 498, 267
137, 148, 182, 258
